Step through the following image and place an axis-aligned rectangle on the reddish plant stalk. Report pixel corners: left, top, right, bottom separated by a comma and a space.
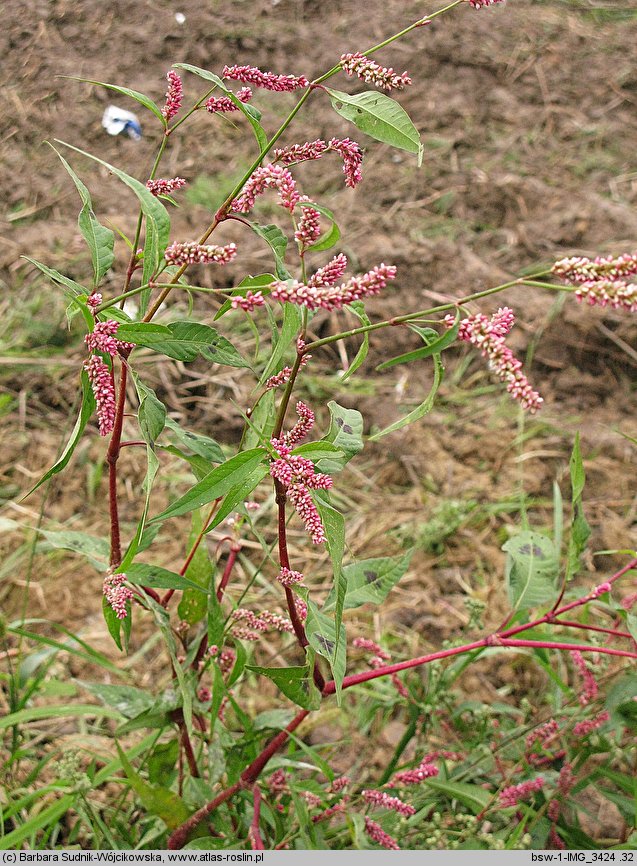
180, 723, 201, 779
162, 499, 222, 607
553, 619, 633, 641
217, 543, 241, 602
168, 709, 310, 848
248, 785, 265, 850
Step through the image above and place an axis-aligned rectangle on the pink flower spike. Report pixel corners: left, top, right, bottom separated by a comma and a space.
277, 567, 304, 587
231, 290, 265, 312
164, 241, 237, 265
295, 206, 321, 248
232, 165, 300, 214
499, 777, 544, 808
283, 401, 315, 447
146, 177, 187, 197
388, 761, 439, 787
294, 597, 308, 622
271, 262, 396, 312
85, 320, 133, 357
288, 483, 326, 544
308, 253, 349, 288
573, 711, 610, 736
328, 138, 363, 188
85, 355, 116, 436
205, 87, 253, 114
552, 252, 637, 284
362, 789, 415, 816
571, 650, 598, 706
273, 140, 328, 164
341, 53, 412, 91
222, 64, 309, 92
590, 581, 611, 598
103, 572, 133, 619
364, 817, 400, 851
467, 0, 506, 8
86, 292, 102, 314
574, 279, 637, 312
162, 70, 183, 121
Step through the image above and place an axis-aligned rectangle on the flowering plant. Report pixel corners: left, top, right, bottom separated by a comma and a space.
5, 0, 637, 852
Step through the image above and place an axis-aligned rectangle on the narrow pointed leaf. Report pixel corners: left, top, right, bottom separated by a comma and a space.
66, 77, 165, 124
376, 313, 460, 370
369, 353, 443, 440
117, 321, 248, 367
249, 222, 291, 280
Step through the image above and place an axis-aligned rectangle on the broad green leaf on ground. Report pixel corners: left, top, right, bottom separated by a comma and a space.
178, 511, 215, 625
316, 401, 363, 473
326, 88, 423, 159
24, 371, 95, 497
152, 448, 267, 522
246, 664, 321, 711
51, 146, 115, 287
369, 352, 444, 440
503, 530, 559, 611
376, 314, 460, 370
37, 529, 109, 570
163, 417, 225, 464
126, 563, 211, 594
173, 63, 268, 151
324, 552, 412, 611
117, 744, 190, 830
77, 682, 154, 718
260, 301, 303, 384
249, 222, 291, 280
67, 77, 165, 124
117, 321, 248, 367
55, 140, 170, 307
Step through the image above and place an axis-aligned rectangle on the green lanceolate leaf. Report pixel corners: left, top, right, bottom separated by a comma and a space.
317, 401, 364, 474
424, 779, 492, 814
102, 594, 131, 652
566, 433, 591, 581
249, 222, 291, 280
247, 663, 321, 711
22, 257, 88, 299
377, 313, 460, 370
163, 417, 225, 464
66, 77, 166, 124
116, 744, 190, 830
77, 682, 155, 718
24, 371, 95, 498
341, 300, 371, 381
301, 201, 340, 253
116, 321, 248, 367
178, 511, 215, 625
326, 87, 423, 159
51, 147, 115, 287
316, 497, 346, 696
204, 464, 269, 535
173, 63, 268, 152
126, 563, 211, 594
503, 530, 559, 611
292, 442, 344, 462
260, 301, 303, 384
38, 529, 109, 570
241, 390, 276, 450
369, 352, 444, 440
324, 551, 412, 611
152, 448, 267, 522
301, 590, 346, 704
137, 380, 166, 447
55, 141, 170, 306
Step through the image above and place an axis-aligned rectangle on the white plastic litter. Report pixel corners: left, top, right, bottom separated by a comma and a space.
101, 105, 142, 140
175, 12, 186, 24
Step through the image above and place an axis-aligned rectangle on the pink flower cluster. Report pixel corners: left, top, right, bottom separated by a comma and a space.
103, 572, 133, 619
162, 71, 182, 121
526, 719, 559, 750
295, 206, 321, 248
446, 307, 543, 412
277, 566, 304, 587
270, 432, 333, 544
146, 177, 187, 197
295, 597, 308, 622
87, 292, 102, 314
341, 52, 412, 91
273, 138, 364, 188
573, 710, 610, 736
231, 290, 265, 312
590, 581, 611, 598
268, 769, 288, 794
312, 801, 349, 824
222, 64, 309, 92
499, 777, 544, 808
388, 759, 439, 787
205, 87, 252, 113
553, 252, 637, 312
571, 650, 598, 706
84, 355, 116, 436
230, 607, 294, 641
330, 776, 351, 793
281, 401, 314, 448
164, 241, 237, 265
308, 253, 349, 288
468, 0, 506, 8
232, 164, 300, 214
85, 320, 133, 357
271, 262, 396, 312
364, 817, 400, 851
362, 789, 415, 817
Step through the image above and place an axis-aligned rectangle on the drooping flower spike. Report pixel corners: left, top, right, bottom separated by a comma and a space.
273, 138, 364, 189
222, 64, 309, 92
205, 87, 252, 114
270, 262, 396, 312
231, 165, 301, 214
146, 177, 187, 197
340, 52, 412, 91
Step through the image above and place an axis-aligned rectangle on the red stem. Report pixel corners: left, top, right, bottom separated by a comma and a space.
217, 543, 240, 602
248, 785, 265, 850
553, 619, 633, 640
180, 722, 201, 779
161, 499, 222, 607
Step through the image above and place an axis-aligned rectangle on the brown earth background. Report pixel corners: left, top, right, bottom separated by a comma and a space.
1, 0, 637, 841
